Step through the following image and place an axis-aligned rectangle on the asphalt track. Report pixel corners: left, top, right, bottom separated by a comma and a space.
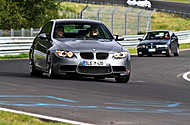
150, 0, 190, 13
77, 0, 190, 13
0, 50, 190, 125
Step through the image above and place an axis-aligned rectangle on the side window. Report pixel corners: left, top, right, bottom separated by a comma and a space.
40, 22, 53, 34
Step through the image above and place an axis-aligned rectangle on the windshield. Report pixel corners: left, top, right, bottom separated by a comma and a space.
53, 22, 114, 41
144, 31, 170, 40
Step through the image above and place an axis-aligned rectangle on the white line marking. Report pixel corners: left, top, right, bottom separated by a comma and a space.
0, 107, 95, 125
183, 71, 190, 82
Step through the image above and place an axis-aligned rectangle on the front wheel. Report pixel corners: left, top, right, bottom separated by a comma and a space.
166, 48, 172, 57
29, 60, 42, 76
174, 46, 179, 56
47, 55, 56, 79
115, 75, 130, 83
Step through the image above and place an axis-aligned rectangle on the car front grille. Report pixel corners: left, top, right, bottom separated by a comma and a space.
96, 53, 109, 60
80, 52, 109, 60
80, 52, 94, 59
147, 45, 156, 48
77, 66, 111, 74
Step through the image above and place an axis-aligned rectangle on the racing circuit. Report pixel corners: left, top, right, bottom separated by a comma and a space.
0, 1, 190, 125
0, 50, 190, 125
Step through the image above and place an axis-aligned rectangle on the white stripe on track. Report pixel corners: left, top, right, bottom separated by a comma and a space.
0, 107, 95, 125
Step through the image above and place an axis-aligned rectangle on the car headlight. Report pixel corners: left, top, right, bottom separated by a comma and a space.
156, 45, 168, 48
113, 52, 128, 59
56, 50, 74, 58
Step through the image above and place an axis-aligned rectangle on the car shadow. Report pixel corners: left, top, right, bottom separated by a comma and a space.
0, 71, 123, 84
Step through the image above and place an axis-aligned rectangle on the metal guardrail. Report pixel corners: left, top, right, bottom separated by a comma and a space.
0, 37, 33, 56
0, 30, 190, 56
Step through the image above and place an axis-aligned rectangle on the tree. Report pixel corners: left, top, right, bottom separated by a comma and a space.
0, 0, 60, 30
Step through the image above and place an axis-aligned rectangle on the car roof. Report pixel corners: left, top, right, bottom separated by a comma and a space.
51, 19, 102, 24
148, 30, 171, 32
147, 30, 173, 35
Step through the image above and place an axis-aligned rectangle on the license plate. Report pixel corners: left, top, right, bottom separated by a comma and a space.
82, 60, 106, 66
148, 48, 156, 52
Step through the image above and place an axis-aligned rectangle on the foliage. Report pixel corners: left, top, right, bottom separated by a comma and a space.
0, 0, 60, 30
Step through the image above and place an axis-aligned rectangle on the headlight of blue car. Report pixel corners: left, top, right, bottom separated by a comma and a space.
156, 44, 168, 48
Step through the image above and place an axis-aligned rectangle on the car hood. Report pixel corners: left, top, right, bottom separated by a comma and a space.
139, 40, 169, 45
51, 39, 123, 52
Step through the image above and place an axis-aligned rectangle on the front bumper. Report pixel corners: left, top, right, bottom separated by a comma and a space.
137, 47, 169, 55
51, 52, 131, 77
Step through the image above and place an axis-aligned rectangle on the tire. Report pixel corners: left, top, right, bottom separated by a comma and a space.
47, 55, 56, 79
174, 46, 179, 56
166, 48, 172, 57
29, 59, 42, 76
115, 74, 130, 83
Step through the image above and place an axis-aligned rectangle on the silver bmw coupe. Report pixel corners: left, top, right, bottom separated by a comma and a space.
29, 19, 131, 83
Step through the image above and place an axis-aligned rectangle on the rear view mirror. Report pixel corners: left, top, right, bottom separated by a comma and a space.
114, 35, 124, 41
138, 38, 143, 41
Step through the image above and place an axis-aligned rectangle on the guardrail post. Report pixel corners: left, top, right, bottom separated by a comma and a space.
0, 30, 2, 37
111, 8, 118, 34
21, 28, 24, 37
11, 29, 14, 37
97, 7, 104, 20
124, 8, 132, 35
137, 9, 145, 34
31, 28, 34, 37
146, 9, 155, 32
80, 5, 88, 19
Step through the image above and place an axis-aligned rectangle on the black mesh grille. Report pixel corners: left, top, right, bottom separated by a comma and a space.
78, 66, 111, 74
60, 65, 77, 72
96, 53, 109, 60
112, 66, 126, 72
147, 45, 156, 48
80, 52, 94, 59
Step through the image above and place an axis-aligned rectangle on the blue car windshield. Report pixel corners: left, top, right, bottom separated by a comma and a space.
53, 22, 114, 41
144, 31, 170, 40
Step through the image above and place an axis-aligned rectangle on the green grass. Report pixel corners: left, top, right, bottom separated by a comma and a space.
127, 43, 190, 54
0, 111, 72, 125
179, 43, 190, 50
151, 12, 190, 32
0, 53, 29, 60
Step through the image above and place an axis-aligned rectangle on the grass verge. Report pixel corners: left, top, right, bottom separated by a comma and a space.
0, 53, 29, 60
0, 110, 72, 125
151, 12, 190, 32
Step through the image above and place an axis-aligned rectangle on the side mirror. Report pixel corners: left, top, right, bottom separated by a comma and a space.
138, 38, 143, 41
38, 33, 49, 39
114, 35, 124, 41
